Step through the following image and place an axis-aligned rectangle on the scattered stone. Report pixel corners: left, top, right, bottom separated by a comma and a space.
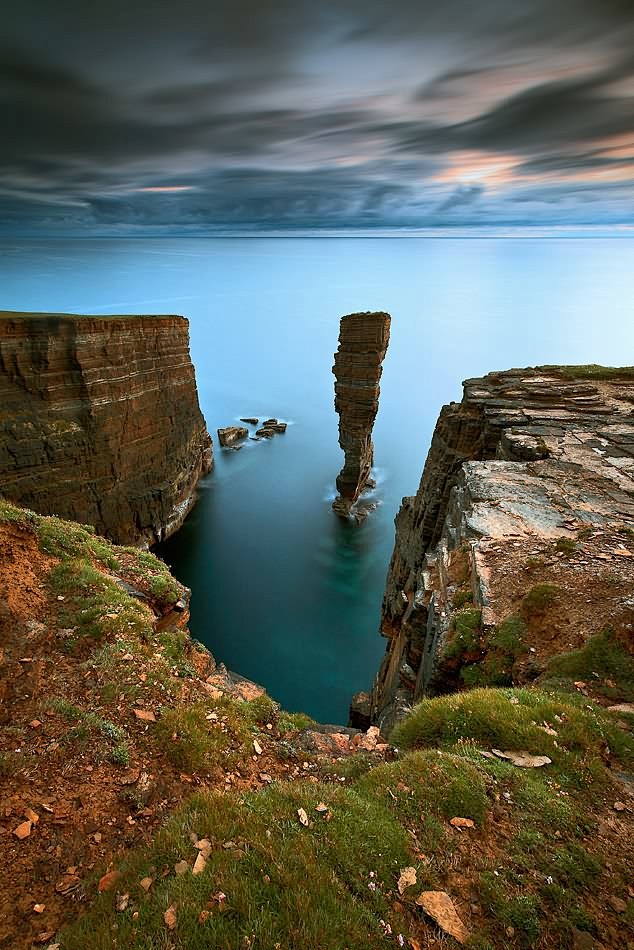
415, 891, 469, 944
139, 877, 153, 892
14, 820, 32, 839
449, 817, 475, 830
174, 860, 189, 875
133, 708, 156, 722
614, 801, 627, 812
253, 739, 263, 755
33, 903, 45, 913
608, 703, 634, 715
193, 852, 207, 875
608, 895, 627, 914
164, 905, 177, 930
491, 749, 552, 768
98, 870, 121, 892
297, 808, 309, 827
397, 867, 417, 894
116, 893, 130, 912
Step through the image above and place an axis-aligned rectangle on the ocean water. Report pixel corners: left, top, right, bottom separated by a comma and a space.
2, 236, 634, 723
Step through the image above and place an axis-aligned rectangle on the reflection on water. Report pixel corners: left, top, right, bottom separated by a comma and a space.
2, 236, 634, 721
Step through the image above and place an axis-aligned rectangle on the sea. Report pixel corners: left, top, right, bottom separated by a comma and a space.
2, 235, 634, 722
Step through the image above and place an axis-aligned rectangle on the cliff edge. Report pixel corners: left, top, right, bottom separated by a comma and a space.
0, 312, 212, 545
359, 365, 634, 730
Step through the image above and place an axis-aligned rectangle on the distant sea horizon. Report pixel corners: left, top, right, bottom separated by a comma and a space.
3, 235, 634, 721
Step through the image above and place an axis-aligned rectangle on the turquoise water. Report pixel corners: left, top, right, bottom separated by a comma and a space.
3, 236, 634, 722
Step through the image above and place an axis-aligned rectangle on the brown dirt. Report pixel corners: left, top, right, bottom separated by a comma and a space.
0, 523, 387, 949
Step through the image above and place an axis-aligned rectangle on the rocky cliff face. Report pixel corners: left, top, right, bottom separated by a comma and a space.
332, 311, 391, 517
356, 366, 634, 730
0, 311, 212, 544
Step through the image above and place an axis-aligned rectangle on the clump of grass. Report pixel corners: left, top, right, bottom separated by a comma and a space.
0, 497, 39, 526
555, 536, 577, 556
444, 607, 482, 660
390, 686, 634, 791
452, 588, 474, 610
48, 557, 153, 643
546, 629, 634, 701
46, 698, 130, 764
155, 698, 260, 773
461, 615, 528, 688
521, 583, 559, 617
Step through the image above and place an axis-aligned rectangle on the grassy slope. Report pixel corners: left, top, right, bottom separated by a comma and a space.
2, 499, 633, 949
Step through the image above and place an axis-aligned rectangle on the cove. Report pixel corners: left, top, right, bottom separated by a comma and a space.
3, 235, 634, 721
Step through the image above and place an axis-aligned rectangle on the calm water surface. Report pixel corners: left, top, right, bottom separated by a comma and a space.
3, 237, 634, 721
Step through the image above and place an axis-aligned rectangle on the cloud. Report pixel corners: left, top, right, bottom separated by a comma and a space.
1, 0, 634, 232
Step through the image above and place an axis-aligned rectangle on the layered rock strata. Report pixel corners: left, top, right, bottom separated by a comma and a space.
356, 366, 634, 730
0, 311, 212, 544
332, 311, 391, 516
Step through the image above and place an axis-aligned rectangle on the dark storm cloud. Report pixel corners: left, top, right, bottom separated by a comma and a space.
2, 0, 634, 232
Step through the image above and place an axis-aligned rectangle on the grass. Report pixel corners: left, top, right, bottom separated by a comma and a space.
48, 557, 153, 644
548, 364, 634, 380
59, 682, 634, 950
59, 782, 413, 950
390, 686, 634, 791
545, 628, 634, 701
521, 583, 559, 617
46, 696, 131, 765
444, 607, 482, 660
555, 536, 577, 556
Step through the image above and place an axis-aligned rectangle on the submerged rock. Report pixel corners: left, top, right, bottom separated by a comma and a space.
240, 417, 259, 424
217, 426, 248, 447
332, 311, 391, 518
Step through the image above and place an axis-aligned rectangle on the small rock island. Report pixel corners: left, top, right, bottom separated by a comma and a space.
332, 311, 391, 518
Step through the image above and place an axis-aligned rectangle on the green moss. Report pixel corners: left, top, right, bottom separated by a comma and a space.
452, 588, 474, 609
59, 783, 411, 950
444, 607, 482, 660
545, 629, 634, 701
555, 536, 577, 556
521, 583, 559, 616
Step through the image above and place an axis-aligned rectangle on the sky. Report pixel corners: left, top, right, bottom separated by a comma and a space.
2, 0, 634, 234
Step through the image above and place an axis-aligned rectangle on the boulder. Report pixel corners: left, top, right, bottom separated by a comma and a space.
217, 426, 248, 447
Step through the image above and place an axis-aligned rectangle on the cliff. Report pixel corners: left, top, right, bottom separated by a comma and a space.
332, 311, 391, 517
0, 311, 212, 545
360, 365, 634, 730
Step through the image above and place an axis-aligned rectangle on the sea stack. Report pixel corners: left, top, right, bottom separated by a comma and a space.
332, 311, 391, 517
